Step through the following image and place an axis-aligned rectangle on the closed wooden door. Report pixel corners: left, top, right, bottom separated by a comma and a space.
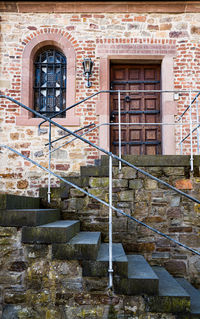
110, 64, 161, 155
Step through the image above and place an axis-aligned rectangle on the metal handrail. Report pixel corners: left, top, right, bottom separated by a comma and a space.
1, 94, 200, 203
176, 90, 200, 170
1, 145, 200, 274
177, 91, 200, 122
1, 94, 200, 290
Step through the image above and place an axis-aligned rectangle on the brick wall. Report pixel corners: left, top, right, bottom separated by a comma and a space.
1, 4, 200, 195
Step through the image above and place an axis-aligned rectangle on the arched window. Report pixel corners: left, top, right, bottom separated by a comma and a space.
34, 47, 66, 118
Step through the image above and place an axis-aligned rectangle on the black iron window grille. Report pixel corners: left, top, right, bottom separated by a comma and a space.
34, 48, 66, 118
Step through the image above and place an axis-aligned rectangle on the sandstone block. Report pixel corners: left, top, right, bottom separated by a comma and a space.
118, 190, 134, 202
191, 26, 200, 34
144, 179, 158, 190
175, 179, 193, 190
70, 188, 85, 197
121, 167, 137, 179
112, 179, 128, 189
160, 23, 172, 30
163, 167, 185, 176
129, 179, 143, 189
89, 177, 109, 188
10, 132, 19, 140
165, 260, 187, 276
17, 180, 28, 189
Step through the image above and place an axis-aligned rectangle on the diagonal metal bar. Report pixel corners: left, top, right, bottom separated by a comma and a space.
1, 144, 200, 257
45, 123, 95, 146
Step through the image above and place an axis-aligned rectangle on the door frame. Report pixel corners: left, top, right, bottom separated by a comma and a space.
96, 47, 177, 155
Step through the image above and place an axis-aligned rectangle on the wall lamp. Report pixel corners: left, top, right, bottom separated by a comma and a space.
82, 57, 94, 88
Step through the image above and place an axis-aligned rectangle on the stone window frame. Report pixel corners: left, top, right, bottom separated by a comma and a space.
16, 33, 79, 126
96, 44, 177, 155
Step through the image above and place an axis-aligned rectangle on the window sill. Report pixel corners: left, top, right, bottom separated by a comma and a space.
16, 115, 80, 126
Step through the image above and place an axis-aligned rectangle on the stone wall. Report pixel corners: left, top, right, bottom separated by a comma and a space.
0, 226, 177, 319
1, 1, 200, 196
48, 156, 200, 286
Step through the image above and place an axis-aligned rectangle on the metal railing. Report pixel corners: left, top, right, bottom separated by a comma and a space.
178, 90, 200, 171
43, 89, 200, 174
1, 93, 200, 290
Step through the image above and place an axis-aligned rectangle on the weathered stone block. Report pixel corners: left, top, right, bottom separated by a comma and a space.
179, 234, 200, 247
25, 244, 49, 259
4, 289, 26, 304
144, 179, 158, 190
89, 177, 109, 188
112, 179, 128, 188
0, 273, 21, 285
89, 188, 108, 200
165, 260, 187, 276
170, 196, 181, 207
118, 190, 134, 202
135, 190, 151, 202
129, 179, 143, 189
163, 167, 185, 176
69, 188, 85, 197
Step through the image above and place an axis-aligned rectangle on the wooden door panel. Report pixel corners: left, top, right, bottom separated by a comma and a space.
130, 145, 141, 155
130, 99, 141, 110
110, 63, 161, 155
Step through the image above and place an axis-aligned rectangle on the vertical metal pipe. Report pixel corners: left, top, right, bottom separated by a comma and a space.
118, 90, 122, 171
189, 89, 194, 171
196, 97, 200, 155
180, 117, 183, 155
108, 154, 113, 289
48, 122, 52, 203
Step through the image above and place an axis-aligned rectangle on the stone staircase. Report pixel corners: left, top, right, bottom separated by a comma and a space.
1, 194, 200, 317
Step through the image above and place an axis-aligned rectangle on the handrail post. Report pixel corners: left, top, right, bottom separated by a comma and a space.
48, 122, 52, 203
118, 90, 122, 171
180, 117, 183, 155
196, 97, 200, 155
108, 153, 113, 289
189, 89, 194, 171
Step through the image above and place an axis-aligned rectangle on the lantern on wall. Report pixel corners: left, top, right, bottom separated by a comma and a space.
82, 57, 94, 88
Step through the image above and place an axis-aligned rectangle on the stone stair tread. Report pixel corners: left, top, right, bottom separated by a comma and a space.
128, 255, 158, 280
0, 209, 60, 227
38, 220, 77, 228
22, 220, 80, 244
114, 255, 159, 295
147, 266, 190, 313
0, 194, 40, 209
153, 266, 190, 297
82, 243, 128, 277
52, 232, 101, 260
67, 231, 101, 244
97, 243, 128, 262
176, 278, 200, 316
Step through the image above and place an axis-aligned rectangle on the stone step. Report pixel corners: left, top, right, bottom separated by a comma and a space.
52, 231, 101, 260
0, 209, 60, 227
22, 220, 80, 244
82, 243, 128, 278
176, 278, 200, 318
80, 166, 109, 177
114, 255, 159, 295
0, 194, 40, 209
100, 155, 197, 167
147, 267, 190, 313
